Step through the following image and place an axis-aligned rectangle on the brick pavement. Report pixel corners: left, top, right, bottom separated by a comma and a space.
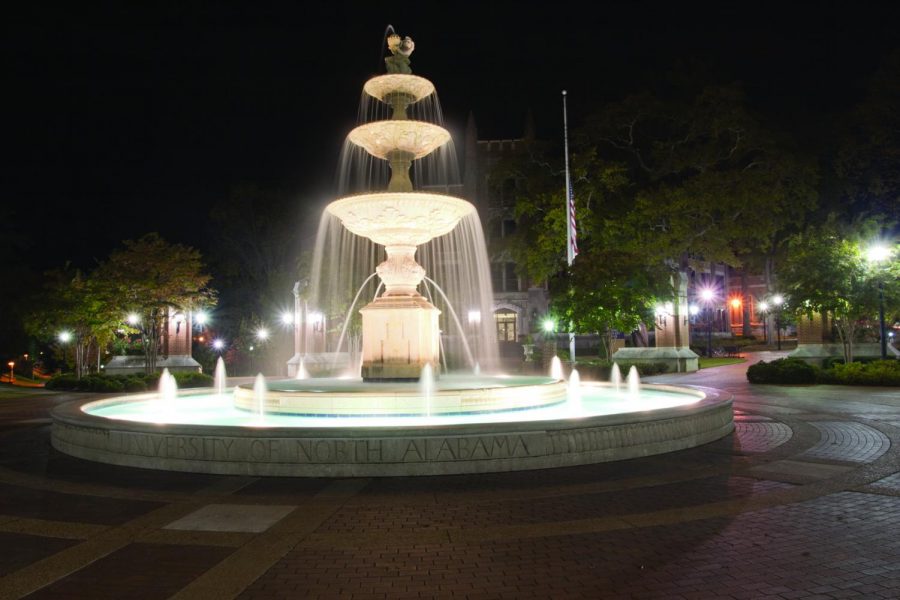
0, 352, 898, 599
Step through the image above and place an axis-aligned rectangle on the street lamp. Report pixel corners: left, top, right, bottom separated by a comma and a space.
7, 361, 14, 384
699, 286, 717, 358
212, 339, 225, 352
757, 301, 770, 344
58, 331, 72, 372
771, 295, 785, 351
866, 244, 893, 360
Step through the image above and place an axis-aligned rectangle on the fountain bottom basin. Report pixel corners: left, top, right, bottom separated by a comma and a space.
234, 375, 568, 416
51, 381, 733, 477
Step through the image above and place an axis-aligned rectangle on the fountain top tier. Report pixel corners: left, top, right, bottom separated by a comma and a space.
326, 35, 473, 247
363, 74, 435, 103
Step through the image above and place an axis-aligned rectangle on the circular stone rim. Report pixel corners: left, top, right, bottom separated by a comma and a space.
50, 384, 734, 477
363, 74, 436, 103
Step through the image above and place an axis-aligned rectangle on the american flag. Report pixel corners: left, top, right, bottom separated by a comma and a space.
566, 178, 579, 265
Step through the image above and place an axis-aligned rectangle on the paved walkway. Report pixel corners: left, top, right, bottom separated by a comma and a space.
1, 353, 899, 599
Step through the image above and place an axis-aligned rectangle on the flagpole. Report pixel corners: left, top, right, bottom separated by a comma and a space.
562, 90, 576, 363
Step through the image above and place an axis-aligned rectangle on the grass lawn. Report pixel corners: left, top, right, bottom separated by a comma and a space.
0, 385, 52, 399
699, 357, 747, 369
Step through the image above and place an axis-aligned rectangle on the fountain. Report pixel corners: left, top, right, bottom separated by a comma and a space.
50, 33, 733, 477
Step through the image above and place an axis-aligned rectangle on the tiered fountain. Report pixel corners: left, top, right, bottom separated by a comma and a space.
50, 33, 733, 477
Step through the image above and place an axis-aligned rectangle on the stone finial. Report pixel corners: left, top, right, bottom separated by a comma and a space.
385, 34, 415, 74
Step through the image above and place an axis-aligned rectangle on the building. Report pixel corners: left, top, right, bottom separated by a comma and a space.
462, 112, 549, 351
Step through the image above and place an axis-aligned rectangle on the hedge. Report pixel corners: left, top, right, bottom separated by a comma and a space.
747, 358, 900, 386
45, 371, 213, 392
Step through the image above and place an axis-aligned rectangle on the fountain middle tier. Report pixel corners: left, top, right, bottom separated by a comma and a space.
326, 192, 474, 246
348, 120, 451, 160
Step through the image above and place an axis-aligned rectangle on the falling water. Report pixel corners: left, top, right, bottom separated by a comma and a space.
550, 356, 564, 381
214, 357, 227, 396
253, 374, 267, 424
309, 67, 499, 373
295, 358, 309, 380
157, 368, 178, 419
610, 363, 622, 393
568, 368, 582, 414
419, 363, 435, 417
627, 366, 640, 398
473, 362, 480, 376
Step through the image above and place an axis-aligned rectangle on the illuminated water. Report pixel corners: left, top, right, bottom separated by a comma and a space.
86, 381, 700, 428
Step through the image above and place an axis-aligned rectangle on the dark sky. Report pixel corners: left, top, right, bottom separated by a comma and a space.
5, 1, 899, 271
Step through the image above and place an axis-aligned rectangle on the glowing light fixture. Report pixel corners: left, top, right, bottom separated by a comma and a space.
58, 331, 72, 343
212, 339, 225, 351
126, 313, 140, 326
689, 304, 700, 316
730, 298, 742, 309
542, 318, 556, 333
772, 294, 784, 306
757, 301, 769, 312
280, 312, 294, 325
699, 287, 715, 303
866, 244, 891, 263
256, 328, 269, 341
194, 311, 209, 326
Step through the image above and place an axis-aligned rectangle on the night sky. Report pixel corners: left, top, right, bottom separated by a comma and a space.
5, 1, 899, 272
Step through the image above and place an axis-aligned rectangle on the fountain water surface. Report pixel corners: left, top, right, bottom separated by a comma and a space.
50, 32, 733, 477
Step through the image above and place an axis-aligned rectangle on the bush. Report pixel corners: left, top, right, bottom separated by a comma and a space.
43, 371, 213, 392
45, 373, 79, 390
820, 360, 900, 386
573, 360, 669, 380
747, 358, 818, 384
123, 377, 148, 392
172, 371, 214, 388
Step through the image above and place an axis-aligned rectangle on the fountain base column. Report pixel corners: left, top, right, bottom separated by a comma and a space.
360, 294, 440, 381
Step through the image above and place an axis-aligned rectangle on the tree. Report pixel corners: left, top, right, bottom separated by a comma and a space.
24, 267, 120, 378
780, 216, 899, 362
95, 233, 215, 373
835, 50, 900, 222
496, 85, 818, 346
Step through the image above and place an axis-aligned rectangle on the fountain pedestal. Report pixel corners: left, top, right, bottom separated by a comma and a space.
360, 295, 440, 380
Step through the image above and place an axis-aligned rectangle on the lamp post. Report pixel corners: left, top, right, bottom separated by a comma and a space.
7, 361, 14, 384
771, 294, 784, 351
699, 287, 716, 358
58, 331, 72, 372
757, 301, 770, 344
866, 244, 892, 360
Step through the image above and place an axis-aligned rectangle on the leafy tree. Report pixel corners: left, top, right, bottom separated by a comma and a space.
496, 85, 818, 345
835, 50, 900, 222
207, 184, 305, 332
780, 216, 899, 362
585, 85, 818, 269
95, 233, 215, 373
24, 267, 120, 378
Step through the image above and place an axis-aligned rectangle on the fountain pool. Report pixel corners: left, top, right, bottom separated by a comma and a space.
51, 375, 732, 477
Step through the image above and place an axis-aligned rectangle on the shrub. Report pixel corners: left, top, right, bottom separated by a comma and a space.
123, 378, 148, 392
747, 358, 818, 384
173, 371, 214, 388
573, 360, 669, 380
45, 373, 79, 390
821, 360, 900, 386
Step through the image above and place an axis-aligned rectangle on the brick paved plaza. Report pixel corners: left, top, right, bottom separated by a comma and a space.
1, 352, 900, 599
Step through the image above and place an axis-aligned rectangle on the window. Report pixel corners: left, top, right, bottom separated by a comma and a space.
494, 310, 517, 342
